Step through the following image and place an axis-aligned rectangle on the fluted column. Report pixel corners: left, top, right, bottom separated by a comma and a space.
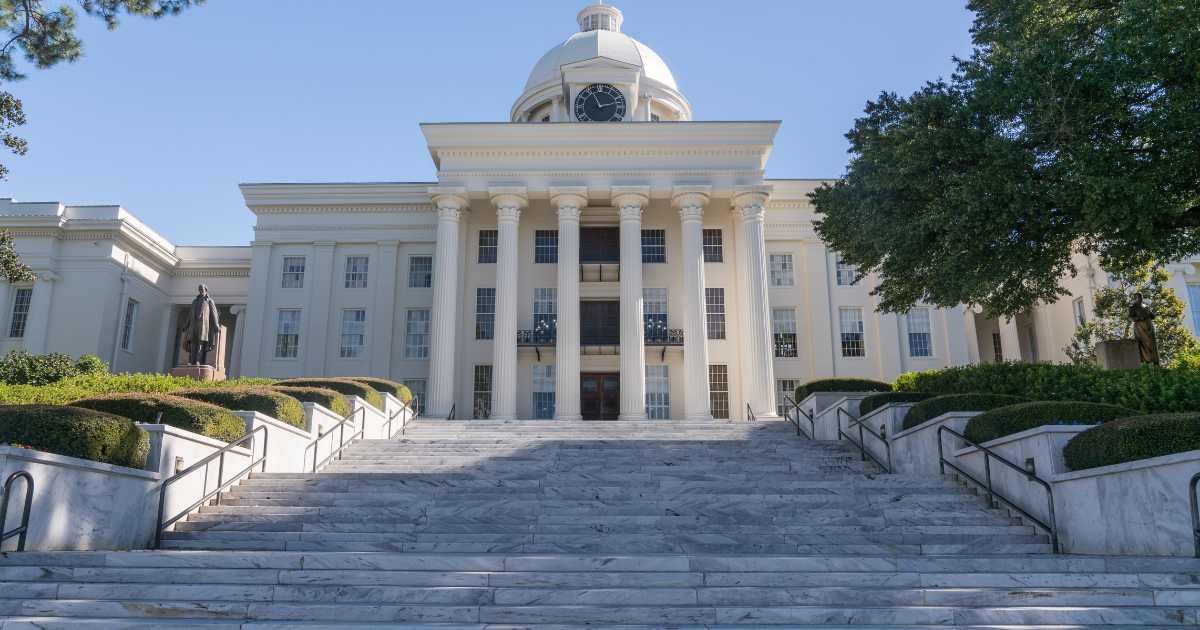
673, 186, 712, 421
614, 186, 650, 420
733, 186, 778, 418
552, 188, 586, 421
426, 188, 468, 418
490, 187, 527, 421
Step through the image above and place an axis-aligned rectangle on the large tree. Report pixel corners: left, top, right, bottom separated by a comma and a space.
812, 0, 1200, 318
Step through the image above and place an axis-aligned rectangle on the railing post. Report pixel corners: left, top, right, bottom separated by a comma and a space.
1190, 472, 1200, 558
214, 451, 225, 506
936, 427, 947, 475
0, 471, 34, 552
983, 453, 996, 509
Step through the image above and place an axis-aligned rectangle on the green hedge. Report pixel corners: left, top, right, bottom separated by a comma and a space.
275, 378, 382, 410
858, 392, 934, 417
271, 385, 352, 417
1064, 413, 1200, 471
795, 378, 892, 401
0, 405, 148, 468
0, 373, 278, 406
964, 401, 1136, 444
71, 393, 247, 443
175, 387, 305, 429
347, 377, 413, 404
902, 394, 1029, 430
895, 362, 1200, 413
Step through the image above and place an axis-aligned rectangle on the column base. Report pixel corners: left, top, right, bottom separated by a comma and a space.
555, 414, 583, 421
618, 413, 647, 421
685, 413, 714, 422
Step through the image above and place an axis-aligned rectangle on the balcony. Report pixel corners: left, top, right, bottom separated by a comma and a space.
517, 329, 556, 346
579, 262, 619, 282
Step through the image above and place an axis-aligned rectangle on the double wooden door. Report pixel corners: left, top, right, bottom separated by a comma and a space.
580, 372, 619, 420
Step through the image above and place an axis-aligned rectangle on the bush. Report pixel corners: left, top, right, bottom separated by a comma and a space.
0, 351, 79, 385
275, 378, 382, 410
858, 392, 934, 417
1064, 413, 1200, 471
902, 393, 1029, 430
175, 387, 305, 429
347, 377, 412, 403
964, 401, 1136, 444
794, 378, 892, 401
0, 373, 282, 407
0, 405, 148, 468
74, 355, 108, 376
71, 393, 247, 443
271, 385, 352, 417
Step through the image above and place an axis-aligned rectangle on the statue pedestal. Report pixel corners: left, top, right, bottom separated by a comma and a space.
174, 324, 228, 380
1097, 339, 1141, 370
169, 364, 224, 381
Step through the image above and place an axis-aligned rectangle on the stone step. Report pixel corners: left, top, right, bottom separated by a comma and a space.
1, 621, 1195, 630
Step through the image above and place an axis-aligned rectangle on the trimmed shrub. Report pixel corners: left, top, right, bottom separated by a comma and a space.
794, 378, 891, 401
0, 351, 79, 385
0, 373, 282, 407
272, 385, 352, 417
175, 387, 305, 429
71, 393, 247, 443
347, 377, 413, 404
1064, 413, 1200, 471
74, 355, 108, 376
902, 394, 1029, 430
0, 405, 148, 468
964, 401, 1136, 444
858, 392, 934, 417
275, 378, 382, 410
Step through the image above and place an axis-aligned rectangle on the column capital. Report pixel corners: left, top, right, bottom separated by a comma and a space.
550, 186, 588, 217
731, 185, 772, 218
429, 186, 470, 215
671, 185, 711, 216
229, 304, 247, 316
489, 186, 528, 210
611, 185, 650, 212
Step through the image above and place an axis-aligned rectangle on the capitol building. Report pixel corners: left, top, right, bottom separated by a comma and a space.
2, 3, 1199, 421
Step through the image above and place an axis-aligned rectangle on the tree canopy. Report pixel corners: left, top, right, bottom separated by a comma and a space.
812, 0, 1200, 318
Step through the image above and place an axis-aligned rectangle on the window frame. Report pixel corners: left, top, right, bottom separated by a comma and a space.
776, 378, 800, 416
708, 364, 730, 419
408, 255, 433, 288
402, 379, 426, 415
404, 308, 431, 359
835, 253, 858, 287
478, 230, 498, 264
344, 255, 369, 289
640, 229, 666, 263
906, 307, 933, 358
533, 287, 557, 334
281, 256, 306, 289
769, 253, 795, 287
643, 287, 668, 342
274, 309, 302, 359
705, 287, 726, 340
473, 365, 492, 419
475, 288, 496, 340
339, 308, 367, 359
1072, 297, 1087, 327
771, 307, 798, 358
8, 287, 31, 338
534, 229, 559, 264
702, 228, 723, 263
119, 297, 140, 352
646, 364, 670, 419
838, 307, 866, 358
531, 364, 555, 419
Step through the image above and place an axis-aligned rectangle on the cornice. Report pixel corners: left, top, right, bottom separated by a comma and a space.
252, 204, 435, 215
435, 147, 767, 161
174, 269, 251, 278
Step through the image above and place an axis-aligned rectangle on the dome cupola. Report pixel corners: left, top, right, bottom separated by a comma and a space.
577, 3, 623, 33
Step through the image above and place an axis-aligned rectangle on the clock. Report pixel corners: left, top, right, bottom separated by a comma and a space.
574, 84, 627, 122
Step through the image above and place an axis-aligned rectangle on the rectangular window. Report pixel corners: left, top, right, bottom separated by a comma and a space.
906, 308, 933, 358
533, 287, 557, 332
992, 332, 1004, 363
119, 298, 139, 351
643, 288, 668, 342
1072, 297, 1087, 327
646, 365, 670, 419
275, 309, 302, 358
475, 288, 496, 340
281, 256, 305, 288
339, 309, 367, 358
344, 256, 369, 289
532, 364, 555, 419
473, 365, 492, 419
776, 378, 800, 416
835, 253, 857, 286
641, 229, 666, 263
705, 287, 726, 339
702, 229, 723, 262
404, 309, 430, 359
708, 364, 730, 420
1189, 285, 1200, 335
772, 308, 797, 358
478, 230, 498, 263
534, 230, 558, 264
402, 379, 426, 415
409, 256, 432, 288
769, 254, 794, 287
8, 287, 31, 338
839, 307, 865, 357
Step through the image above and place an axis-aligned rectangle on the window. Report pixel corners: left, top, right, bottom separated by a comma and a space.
702, 229, 723, 262
473, 365, 492, 419
478, 230, 498, 263
275, 309, 302, 358
772, 308, 797, 358
646, 365, 670, 419
708, 364, 729, 419
534, 230, 558, 264
643, 288, 668, 342
475, 288, 496, 340
906, 308, 933, 358
705, 288, 725, 339
402, 379, 426, 415
835, 253, 857, 286
532, 364, 555, 419
344, 256, 369, 288
641, 229, 666, 263
409, 256, 432, 288
839, 307, 865, 357
339, 309, 367, 358
281, 256, 305, 288
119, 298, 139, 351
533, 288, 556, 333
8, 288, 31, 338
776, 378, 800, 416
1189, 285, 1200, 335
769, 254, 794, 287
992, 332, 1004, 363
404, 309, 430, 359
1072, 297, 1087, 327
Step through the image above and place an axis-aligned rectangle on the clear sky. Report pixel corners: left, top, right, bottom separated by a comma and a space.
2, 0, 975, 246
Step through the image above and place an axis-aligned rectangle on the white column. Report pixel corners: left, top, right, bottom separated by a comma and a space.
551, 188, 586, 421
732, 187, 778, 418
489, 187, 527, 421
370, 240, 400, 377
614, 187, 649, 420
673, 186, 713, 421
1000, 317, 1023, 362
240, 241, 274, 377
228, 305, 246, 378
427, 188, 469, 418
24, 273, 57, 355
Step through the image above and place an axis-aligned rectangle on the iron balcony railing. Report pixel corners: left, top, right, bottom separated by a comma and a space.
645, 328, 684, 346
517, 329, 556, 346
0, 470, 34, 552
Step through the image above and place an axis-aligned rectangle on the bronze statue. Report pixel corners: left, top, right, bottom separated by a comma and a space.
181, 284, 221, 366
1128, 292, 1160, 366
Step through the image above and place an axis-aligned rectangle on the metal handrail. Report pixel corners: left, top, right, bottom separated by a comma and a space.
837, 407, 891, 473
308, 407, 367, 473
447, 403, 456, 421
779, 394, 813, 439
154, 424, 268, 548
1190, 471, 1200, 558
937, 424, 1060, 553
0, 471, 34, 551
385, 396, 419, 438
746, 403, 756, 423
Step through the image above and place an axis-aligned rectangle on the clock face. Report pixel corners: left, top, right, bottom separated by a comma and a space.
574, 84, 627, 122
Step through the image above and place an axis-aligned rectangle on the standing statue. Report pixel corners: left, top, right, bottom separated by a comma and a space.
1128, 292, 1160, 366
181, 284, 221, 366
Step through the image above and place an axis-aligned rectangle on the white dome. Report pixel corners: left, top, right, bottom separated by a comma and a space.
523, 29, 679, 93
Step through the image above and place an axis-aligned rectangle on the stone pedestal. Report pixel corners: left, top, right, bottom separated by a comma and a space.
169, 364, 223, 381
173, 324, 228, 380
1096, 339, 1141, 370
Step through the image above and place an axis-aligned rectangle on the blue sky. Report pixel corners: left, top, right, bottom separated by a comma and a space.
2, 1, 974, 246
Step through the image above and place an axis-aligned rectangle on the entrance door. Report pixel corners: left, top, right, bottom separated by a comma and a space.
580, 372, 620, 420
